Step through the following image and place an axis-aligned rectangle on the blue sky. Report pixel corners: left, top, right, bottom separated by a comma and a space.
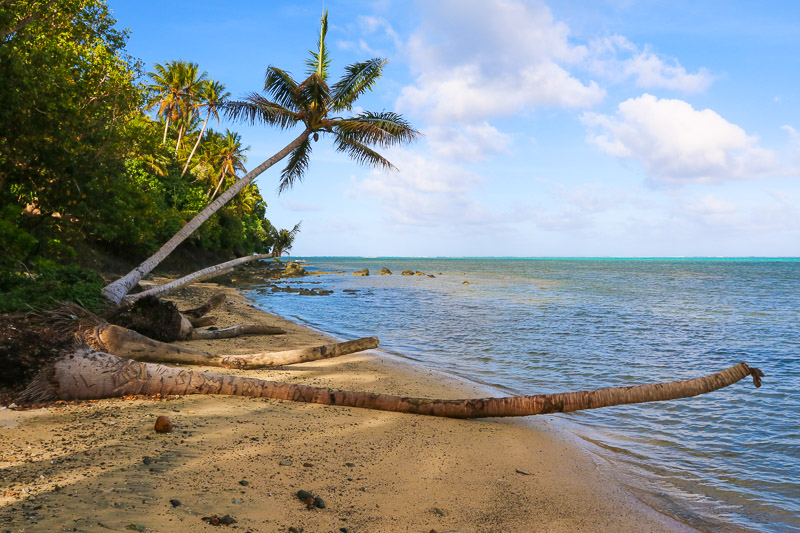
109, 0, 800, 257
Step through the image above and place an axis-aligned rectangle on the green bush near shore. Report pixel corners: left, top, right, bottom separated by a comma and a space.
0, 263, 105, 313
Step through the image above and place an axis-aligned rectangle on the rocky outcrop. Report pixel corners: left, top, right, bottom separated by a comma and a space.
353, 268, 369, 276
401, 269, 414, 276
380, 267, 392, 275
282, 262, 306, 277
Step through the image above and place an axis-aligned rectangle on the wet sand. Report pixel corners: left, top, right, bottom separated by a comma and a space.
0, 281, 694, 532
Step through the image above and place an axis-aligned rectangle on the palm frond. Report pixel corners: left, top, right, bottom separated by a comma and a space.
329, 58, 386, 112
305, 11, 330, 80
279, 137, 313, 193
224, 94, 301, 130
296, 74, 330, 117
264, 67, 304, 112
333, 111, 420, 148
333, 135, 396, 171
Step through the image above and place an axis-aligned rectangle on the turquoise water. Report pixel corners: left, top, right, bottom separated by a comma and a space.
247, 258, 799, 532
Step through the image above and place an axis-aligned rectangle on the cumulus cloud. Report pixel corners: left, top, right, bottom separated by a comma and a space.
587, 35, 713, 93
397, 0, 604, 123
427, 122, 512, 162
582, 94, 782, 184
348, 149, 499, 226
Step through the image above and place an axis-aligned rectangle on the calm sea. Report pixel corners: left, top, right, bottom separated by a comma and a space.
246, 258, 799, 532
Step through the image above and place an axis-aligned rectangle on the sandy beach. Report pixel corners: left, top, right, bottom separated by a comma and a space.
0, 281, 694, 532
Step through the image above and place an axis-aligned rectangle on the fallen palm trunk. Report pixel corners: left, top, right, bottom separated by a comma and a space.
188, 316, 217, 328
182, 293, 227, 318
16, 350, 763, 418
123, 254, 272, 304
82, 322, 377, 369
189, 323, 285, 340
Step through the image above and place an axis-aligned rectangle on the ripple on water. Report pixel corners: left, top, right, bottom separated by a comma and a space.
249, 258, 800, 532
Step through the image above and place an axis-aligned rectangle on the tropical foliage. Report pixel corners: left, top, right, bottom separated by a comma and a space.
0, 0, 280, 310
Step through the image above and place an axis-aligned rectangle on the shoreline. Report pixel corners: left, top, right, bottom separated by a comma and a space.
1, 281, 694, 532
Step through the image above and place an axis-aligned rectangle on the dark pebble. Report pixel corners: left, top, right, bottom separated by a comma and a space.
296, 490, 313, 503
344, 462, 355, 468
302, 462, 313, 468
239, 480, 249, 486
313, 497, 326, 509
142, 457, 152, 465
169, 499, 181, 508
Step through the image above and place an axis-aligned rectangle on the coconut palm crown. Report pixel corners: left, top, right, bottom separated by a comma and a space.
225, 11, 418, 192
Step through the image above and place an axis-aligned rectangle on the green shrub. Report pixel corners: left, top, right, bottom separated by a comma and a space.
0, 263, 105, 313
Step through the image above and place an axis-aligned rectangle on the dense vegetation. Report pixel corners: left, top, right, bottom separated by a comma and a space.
0, 1, 285, 311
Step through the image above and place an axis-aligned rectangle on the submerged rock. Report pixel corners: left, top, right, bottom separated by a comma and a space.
401, 269, 414, 276
282, 262, 306, 277
353, 268, 369, 276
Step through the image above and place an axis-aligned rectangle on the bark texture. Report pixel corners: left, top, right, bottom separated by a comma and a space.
123, 254, 271, 304
81, 323, 377, 369
16, 350, 763, 418
188, 324, 285, 340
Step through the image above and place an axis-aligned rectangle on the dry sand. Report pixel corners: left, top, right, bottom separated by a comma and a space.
0, 282, 695, 532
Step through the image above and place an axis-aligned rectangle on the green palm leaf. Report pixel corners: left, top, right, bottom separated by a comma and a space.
305, 11, 330, 80
329, 58, 386, 112
334, 111, 419, 148
264, 67, 304, 112
333, 135, 396, 171
279, 136, 313, 192
224, 93, 300, 130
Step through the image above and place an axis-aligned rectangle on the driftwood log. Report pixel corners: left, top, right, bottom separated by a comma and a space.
80, 321, 378, 369
15, 349, 764, 418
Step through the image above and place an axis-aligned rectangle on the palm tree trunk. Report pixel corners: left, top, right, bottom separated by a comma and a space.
123, 254, 272, 304
17, 351, 762, 417
175, 124, 185, 152
102, 129, 311, 305
181, 112, 210, 177
162, 116, 170, 144
208, 168, 226, 201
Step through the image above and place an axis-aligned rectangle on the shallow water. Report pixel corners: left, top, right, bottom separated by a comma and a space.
247, 258, 800, 532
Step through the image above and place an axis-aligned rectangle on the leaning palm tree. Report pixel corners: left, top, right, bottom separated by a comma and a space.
181, 79, 230, 177
102, 12, 419, 304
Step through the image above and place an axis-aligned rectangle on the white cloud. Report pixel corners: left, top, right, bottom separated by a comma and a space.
397, 0, 604, 123
582, 94, 782, 184
427, 122, 512, 162
587, 35, 713, 93
348, 149, 498, 226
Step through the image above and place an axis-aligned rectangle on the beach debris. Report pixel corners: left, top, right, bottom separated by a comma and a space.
201, 514, 237, 526
380, 267, 392, 275
126, 524, 146, 532
344, 462, 355, 468
278, 459, 293, 466
353, 268, 369, 276
302, 462, 313, 468
433, 507, 447, 516
296, 489, 326, 509
238, 480, 249, 486
515, 468, 532, 475
154, 416, 173, 433
169, 499, 181, 507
